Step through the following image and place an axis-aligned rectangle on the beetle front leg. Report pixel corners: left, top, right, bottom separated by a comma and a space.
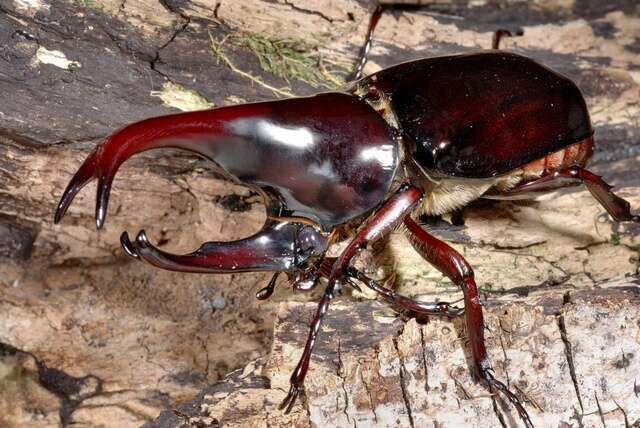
404, 217, 533, 427
307, 258, 458, 316
280, 184, 423, 413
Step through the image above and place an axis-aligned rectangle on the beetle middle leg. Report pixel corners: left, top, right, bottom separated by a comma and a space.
492, 28, 524, 49
404, 216, 534, 427
347, 266, 464, 317
280, 184, 423, 413
351, 3, 524, 81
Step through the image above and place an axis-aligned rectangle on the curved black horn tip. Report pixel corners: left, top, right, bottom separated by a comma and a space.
95, 191, 106, 229
53, 203, 65, 225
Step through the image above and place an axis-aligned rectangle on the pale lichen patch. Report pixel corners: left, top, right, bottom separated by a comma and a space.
32, 46, 81, 70
150, 82, 214, 112
13, 0, 50, 16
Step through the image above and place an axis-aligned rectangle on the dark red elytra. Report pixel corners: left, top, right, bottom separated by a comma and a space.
362, 51, 593, 178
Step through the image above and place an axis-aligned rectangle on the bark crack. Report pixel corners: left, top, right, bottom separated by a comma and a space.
419, 327, 430, 392
150, 1, 192, 76
497, 330, 511, 388
481, 275, 571, 297
336, 340, 352, 425
282, 0, 336, 23
392, 338, 415, 428
558, 312, 584, 413
491, 395, 508, 428
614, 399, 631, 428
594, 392, 606, 427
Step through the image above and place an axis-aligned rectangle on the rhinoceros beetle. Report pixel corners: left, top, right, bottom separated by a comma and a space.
54, 4, 639, 426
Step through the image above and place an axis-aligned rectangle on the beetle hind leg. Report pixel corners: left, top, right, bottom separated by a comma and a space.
489, 166, 639, 223
404, 217, 534, 427
576, 167, 639, 223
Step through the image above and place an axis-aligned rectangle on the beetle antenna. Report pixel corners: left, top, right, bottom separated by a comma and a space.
350, 3, 385, 81
411, 155, 440, 184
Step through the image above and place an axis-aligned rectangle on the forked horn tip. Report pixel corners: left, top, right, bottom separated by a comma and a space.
95, 177, 111, 230
120, 231, 139, 259
135, 229, 151, 247
54, 181, 83, 225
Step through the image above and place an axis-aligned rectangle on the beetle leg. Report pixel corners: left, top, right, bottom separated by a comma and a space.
351, 5, 523, 80
120, 221, 327, 274
492, 28, 524, 49
450, 208, 465, 226
256, 272, 280, 300
404, 217, 533, 428
315, 257, 463, 316
350, 3, 385, 81
560, 167, 639, 222
351, 3, 435, 81
490, 166, 639, 223
280, 184, 423, 413
292, 270, 320, 292
347, 266, 464, 317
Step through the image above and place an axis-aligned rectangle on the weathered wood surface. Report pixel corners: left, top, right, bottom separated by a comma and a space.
149, 287, 640, 427
0, 0, 639, 427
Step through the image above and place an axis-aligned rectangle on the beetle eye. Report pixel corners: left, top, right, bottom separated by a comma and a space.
295, 226, 327, 259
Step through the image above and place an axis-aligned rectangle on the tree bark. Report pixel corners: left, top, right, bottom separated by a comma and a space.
0, 0, 639, 427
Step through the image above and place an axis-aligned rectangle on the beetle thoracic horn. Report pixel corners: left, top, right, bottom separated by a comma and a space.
53, 92, 398, 232
54, 102, 276, 229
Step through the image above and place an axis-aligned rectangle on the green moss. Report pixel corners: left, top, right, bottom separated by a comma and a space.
210, 31, 350, 94
237, 32, 347, 89
610, 233, 621, 246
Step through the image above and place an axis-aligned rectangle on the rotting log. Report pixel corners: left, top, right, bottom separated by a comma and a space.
0, 0, 639, 427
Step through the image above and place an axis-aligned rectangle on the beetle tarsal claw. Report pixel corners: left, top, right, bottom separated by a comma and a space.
279, 384, 301, 414
483, 369, 534, 428
119, 231, 139, 259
